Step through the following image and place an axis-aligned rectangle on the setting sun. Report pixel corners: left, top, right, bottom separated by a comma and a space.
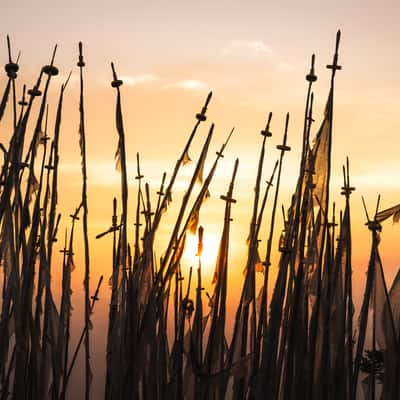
181, 229, 220, 275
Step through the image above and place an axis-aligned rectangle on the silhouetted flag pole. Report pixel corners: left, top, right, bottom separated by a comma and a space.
204, 158, 239, 398
0, 36, 19, 127
304, 31, 342, 400
256, 113, 290, 385
77, 42, 92, 400
63, 276, 104, 395
152, 91, 212, 232
229, 114, 273, 399
134, 153, 143, 266
160, 123, 214, 281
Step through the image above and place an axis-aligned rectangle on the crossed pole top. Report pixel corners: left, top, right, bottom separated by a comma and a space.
265, 160, 278, 189
5, 35, 19, 79
220, 158, 239, 205
276, 113, 291, 153
60, 247, 74, 256
135, 153, 144, 181
261, 112, 273, 137
157, 172, 167, 197
69, 202, 83, 222
26, 44, 57, 98
306, 54, 317, 83
326, 30, 342, 73
306, 92, 315, 125
111, 62, 123, 88
42, 44, 59, 77
196, 91, 212, 121
52, 213, 61, 242
341, 157, 355, 197
90, 275, 103, 302
216, 127, 235, 158
18, 85, 28, 107
40, 106, 51, 144
220, 193, 237, 204
96, 198, 120, 239
77, 42, 85, 68
113, 197, 117, 219
141, 182, 154, 218
362, 195, 382, 232
327, 203, 338, 228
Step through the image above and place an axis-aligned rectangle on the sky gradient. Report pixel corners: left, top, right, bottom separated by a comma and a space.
1, 1, 400, 397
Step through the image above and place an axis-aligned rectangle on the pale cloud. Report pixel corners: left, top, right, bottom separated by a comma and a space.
59, 161, 121, 187
352, 174, 400, 189
119, 74, 157, 86
59, 159, 173, 188
164, 79, 209, 91
347, 159, 400, 190
222, 40, 273, 57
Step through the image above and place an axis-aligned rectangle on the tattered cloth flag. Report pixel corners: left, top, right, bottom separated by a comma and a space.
196, 151, 206, 185
387, 270, 400, 337
187, 208, 200, 235
376, 203, 400, 224
182, 149, 192, 166
28, 173, 40, 201
309, 89, 333, 214
372, 250, 398, 398
255, 249, 264, 273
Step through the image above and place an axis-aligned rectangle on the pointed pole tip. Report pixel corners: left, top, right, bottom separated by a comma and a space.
78, 42, 84, 57
6, 35, 12, 62
204, 91, 212, 107
63, 70, 72, 88
335, 30, 341, 51
51, 44, 58, 64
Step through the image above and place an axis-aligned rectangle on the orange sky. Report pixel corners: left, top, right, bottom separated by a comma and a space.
1, 1, 400, 396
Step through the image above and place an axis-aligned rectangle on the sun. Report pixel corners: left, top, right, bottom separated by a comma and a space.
182, 230, 220, 275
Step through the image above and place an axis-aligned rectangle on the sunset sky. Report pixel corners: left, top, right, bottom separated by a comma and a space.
1, 0, 400, 396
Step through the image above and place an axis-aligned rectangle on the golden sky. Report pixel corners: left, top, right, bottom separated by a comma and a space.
1, 0, 400, 396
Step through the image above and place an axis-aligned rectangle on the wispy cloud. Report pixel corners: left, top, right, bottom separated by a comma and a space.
119, 74, 157, 86
164, 79, 208, 91
222, 40, 273, 57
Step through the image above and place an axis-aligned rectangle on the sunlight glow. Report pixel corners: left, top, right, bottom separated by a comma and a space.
182, 231, 220, 275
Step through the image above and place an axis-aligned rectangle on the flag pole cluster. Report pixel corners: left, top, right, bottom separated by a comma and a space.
0, 32, 399, 400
